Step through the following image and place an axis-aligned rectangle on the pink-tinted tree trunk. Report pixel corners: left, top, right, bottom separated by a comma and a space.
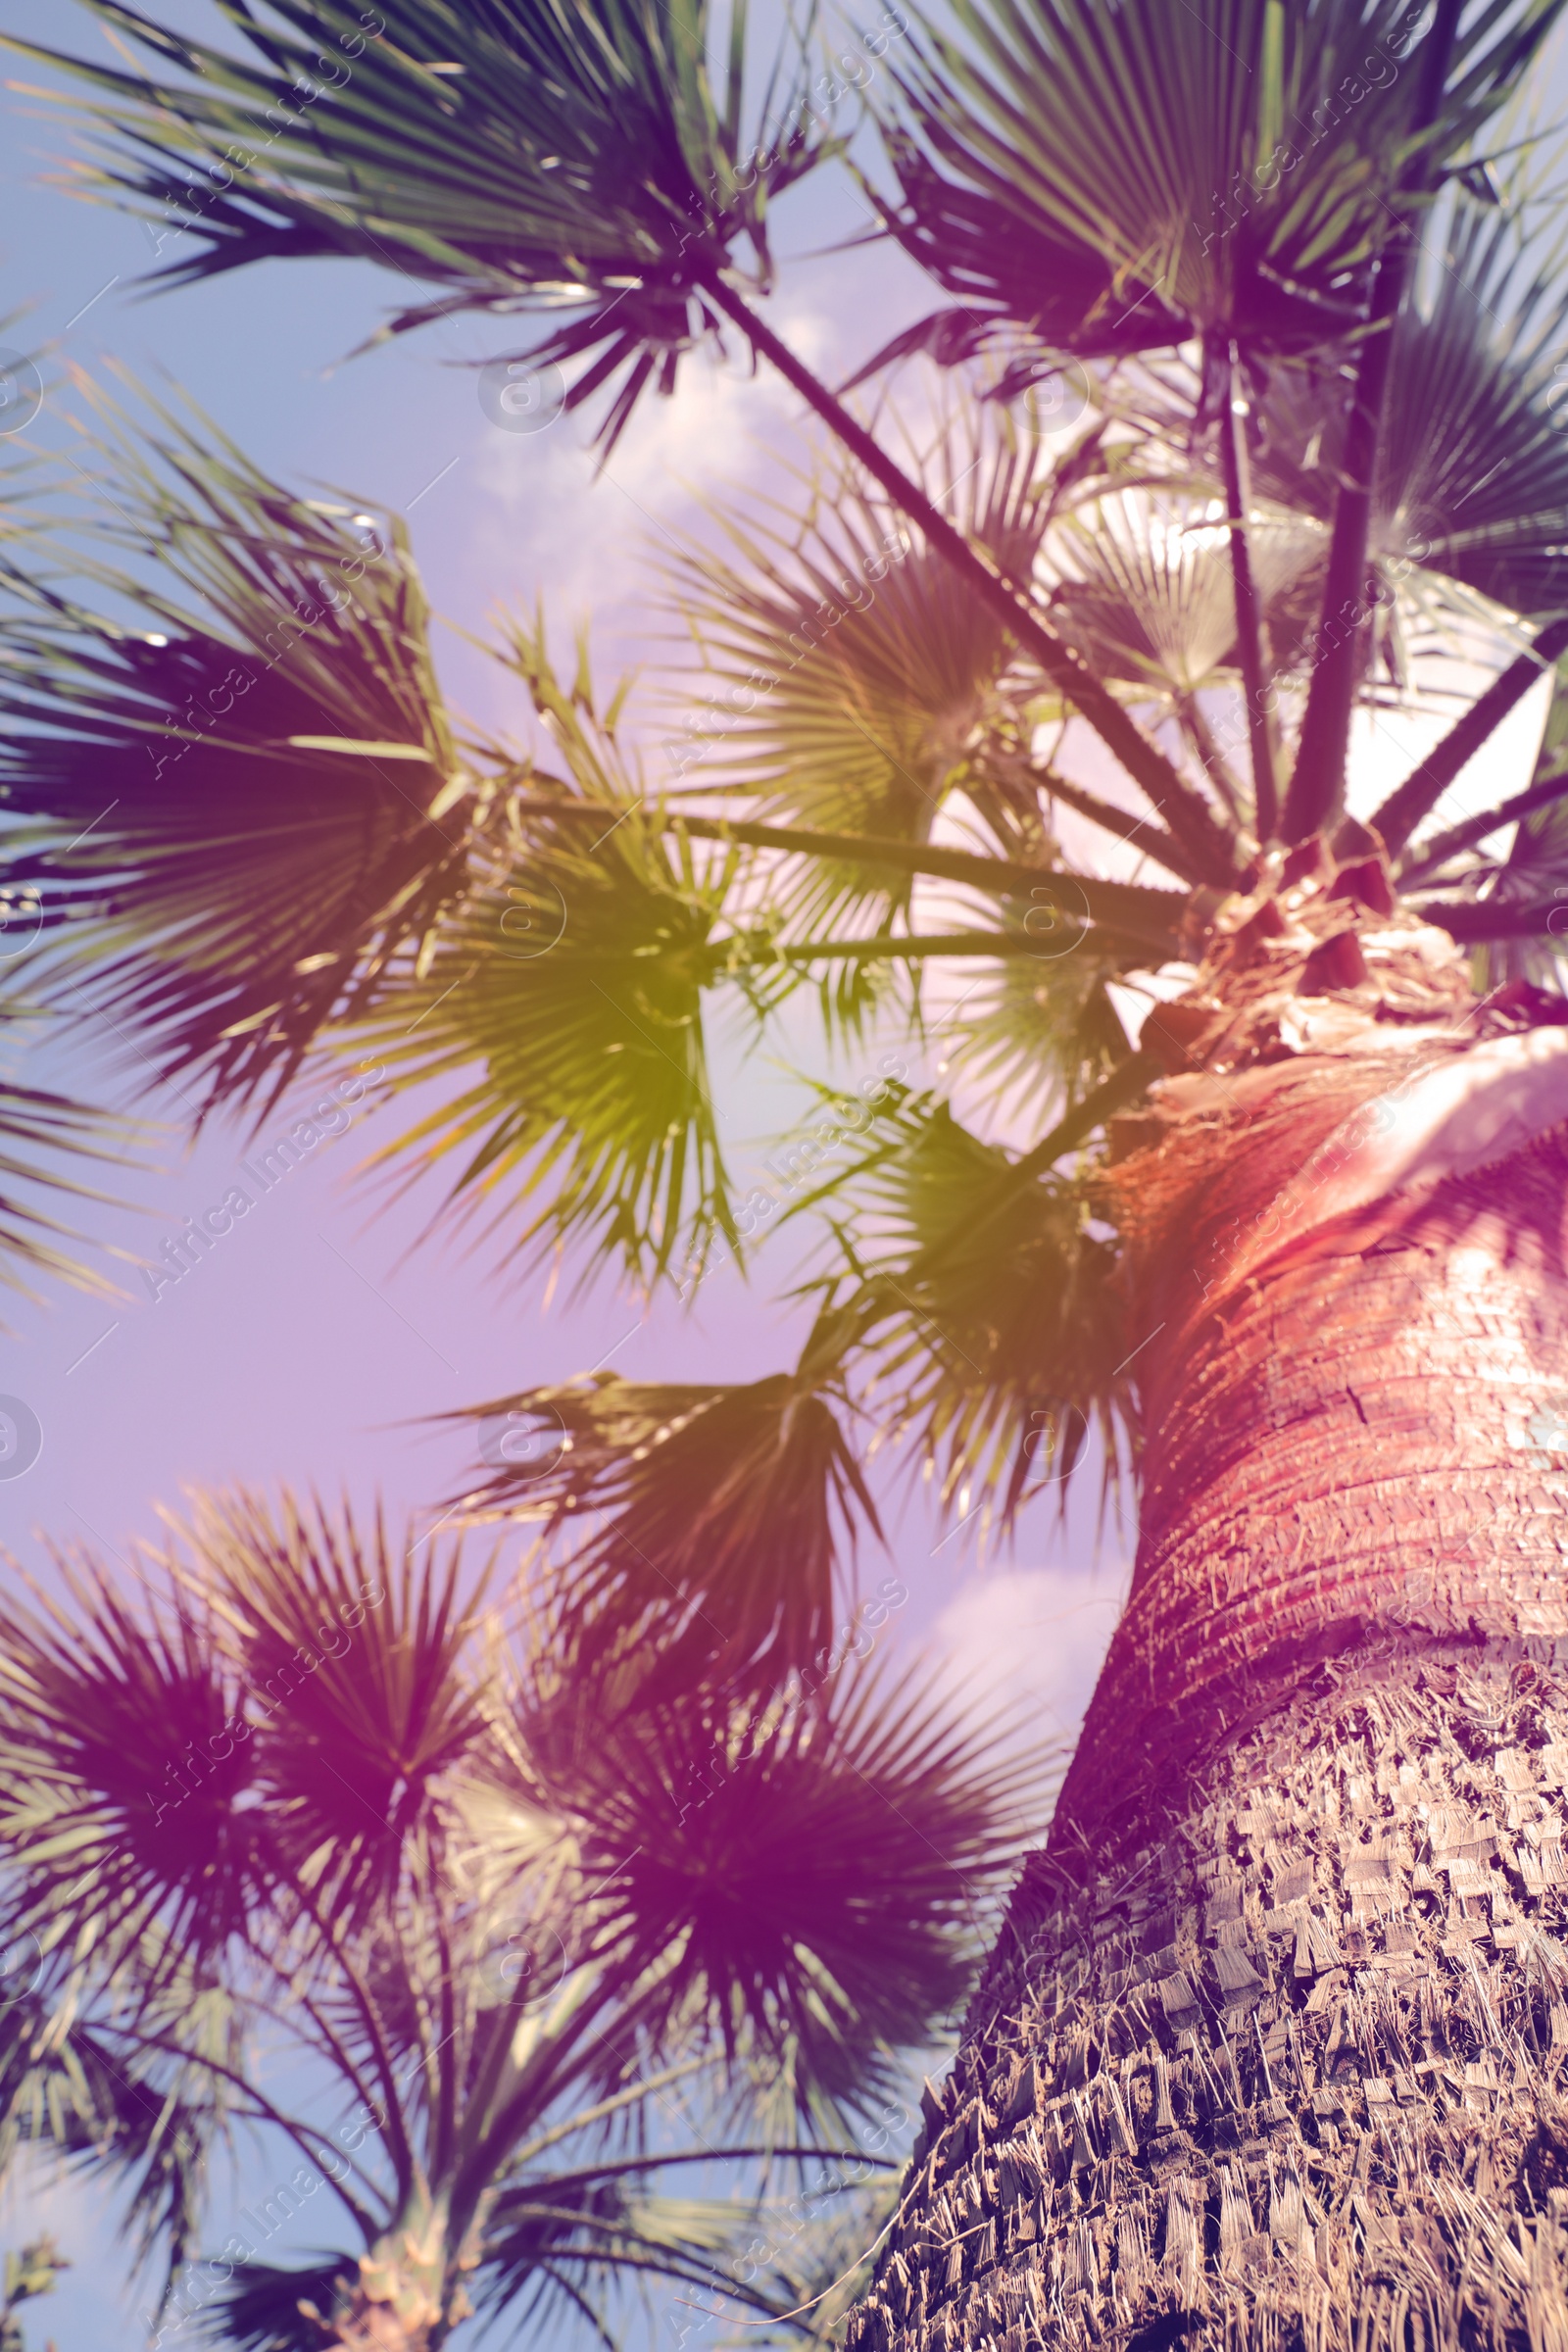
851, 914, 1568, 2352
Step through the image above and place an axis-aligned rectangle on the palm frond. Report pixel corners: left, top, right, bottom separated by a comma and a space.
0, 380, 478, 1119
200, 2256, 358, 2352
659, 407, 1072, 934
351, 672, 738, 1285
811, 1095, 1133, 1529
1415, 637, 1568, 991
0, 1552, 265, 1989
727, 2176, 901, 2346
179, 1490, 491, 1924
12, 0, 832, 451
0, 997, 140, 1308
0, 1995, 223, 2286
1047, 486, 1323, 697
864, 0, 1566, 369
1254, 194, 1568, 618
936, 932, 1137, 1127
475, 2172, 801, 2339
503, 1633, 1037, 2113
448, 1345, 880, 1687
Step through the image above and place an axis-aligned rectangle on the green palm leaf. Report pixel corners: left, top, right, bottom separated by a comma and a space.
0, 383, 478, 1118
814, 1095, 1133, 1527
12, 0, 831, 451
935, 930, 1136, 1126
351, 769, 738, 1286
660, 409, 1069, 934
863, 0, 1564, 372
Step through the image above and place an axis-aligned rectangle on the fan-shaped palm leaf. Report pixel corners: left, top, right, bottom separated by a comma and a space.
660, 409, 1071, 934
1046, 484, 1324, 695
0, 1552, 264, 1988
0, 383, 477, 1119
12, 0, 831, 452
811, 1095, 1133, 1528
935, 929, 1136, 1127
448, 1348, 881, 1687
500, 1628, 1036, 2109
862, 0, 1564, 376
1253, 195, 1568, 618
351, 794, 738, 1287
183, 1490, 491, 1925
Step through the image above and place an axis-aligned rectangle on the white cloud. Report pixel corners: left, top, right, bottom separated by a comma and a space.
930, 1560, 1130, 1763
469, 342, 812, 644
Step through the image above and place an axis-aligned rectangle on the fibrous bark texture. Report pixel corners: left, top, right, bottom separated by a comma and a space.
849, 865, 1568, 2352
849, 1642, 1568, 2352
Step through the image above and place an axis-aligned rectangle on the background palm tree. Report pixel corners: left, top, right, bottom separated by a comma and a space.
12, 4, 1568, 2350
0, 1494, 1033, 2351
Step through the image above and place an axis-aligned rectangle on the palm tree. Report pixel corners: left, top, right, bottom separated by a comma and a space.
0, 1492, 1032, 2351
14, 4, 1568, 2348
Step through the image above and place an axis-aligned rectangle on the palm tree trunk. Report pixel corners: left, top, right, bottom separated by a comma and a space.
301, 2227, 457, 2349
849, 914, 1568, 2352
310, 2309, 436, 2350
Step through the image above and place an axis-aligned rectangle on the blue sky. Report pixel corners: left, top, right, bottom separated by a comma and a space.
0, 6, 1135, 2343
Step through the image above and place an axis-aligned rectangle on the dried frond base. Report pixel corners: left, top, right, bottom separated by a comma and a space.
849, 1639, 1568, 2352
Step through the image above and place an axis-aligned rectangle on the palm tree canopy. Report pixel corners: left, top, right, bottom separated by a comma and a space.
0, 382, 477, 1119
8, 0, 834, 448
0, 1494, 1039, 2344
859, 0, 1568, 372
